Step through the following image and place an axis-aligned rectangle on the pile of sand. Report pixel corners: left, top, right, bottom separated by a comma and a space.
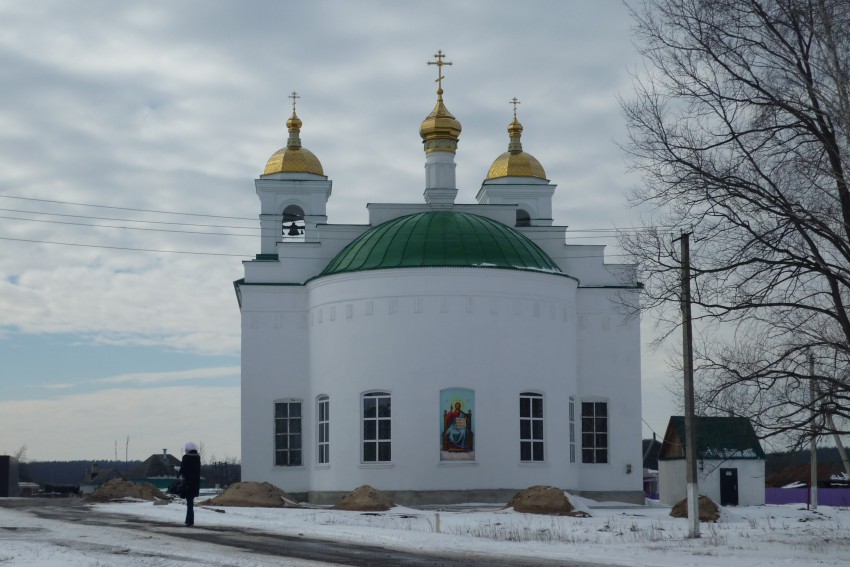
508, 485, 579, 516
670, 495, 720, 522
332, 485, 395, 511
85, 479, 169, 503
203, 482, 301, 508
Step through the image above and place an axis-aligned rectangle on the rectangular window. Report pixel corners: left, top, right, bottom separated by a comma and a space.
569, 396, 576, 463
317, 396, 329, 464
520, 392, 544, 462
581, 401, 608, 464
362, 392, 391, 462
274, 400, 302, 466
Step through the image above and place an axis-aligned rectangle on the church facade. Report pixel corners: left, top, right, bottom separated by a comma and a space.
235, 54, 643, 505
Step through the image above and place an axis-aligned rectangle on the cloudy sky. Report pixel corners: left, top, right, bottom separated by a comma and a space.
0, 0, 678, 463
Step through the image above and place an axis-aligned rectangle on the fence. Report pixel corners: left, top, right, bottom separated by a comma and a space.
765, 488, 850, 506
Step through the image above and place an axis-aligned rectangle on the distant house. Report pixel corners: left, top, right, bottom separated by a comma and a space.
79, 463, 124, 496
125, 450, 181, 490
17, 482, 40, 497
658, 416, 766, 506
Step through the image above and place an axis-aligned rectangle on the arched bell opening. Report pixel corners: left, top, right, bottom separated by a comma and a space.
515, 209, 531, 227
282, 205, 305, 240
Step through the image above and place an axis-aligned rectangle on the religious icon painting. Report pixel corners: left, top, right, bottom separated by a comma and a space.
440, 388, 475, 461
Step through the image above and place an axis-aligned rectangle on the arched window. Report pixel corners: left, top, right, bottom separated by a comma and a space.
317, 395, 329, 464
519, 392, 544, 462
362, 392, 391, 463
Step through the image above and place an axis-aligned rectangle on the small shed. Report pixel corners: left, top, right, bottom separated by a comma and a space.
658, 416, 765, 506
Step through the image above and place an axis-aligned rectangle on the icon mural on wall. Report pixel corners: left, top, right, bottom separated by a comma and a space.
440, 388, 475, 461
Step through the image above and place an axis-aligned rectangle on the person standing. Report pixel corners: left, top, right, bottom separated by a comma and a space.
177, 442, 201, 526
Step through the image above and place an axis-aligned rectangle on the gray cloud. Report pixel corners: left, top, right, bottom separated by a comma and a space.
0, 0, 679, 457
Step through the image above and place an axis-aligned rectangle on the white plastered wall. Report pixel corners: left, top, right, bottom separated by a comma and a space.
303, 268, 578, 494
240, 266, 644, 499
240, 285, 310, 490
575, 288, 643, 496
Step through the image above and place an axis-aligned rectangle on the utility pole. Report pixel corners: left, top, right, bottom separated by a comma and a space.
810, 353, 818, 510
677, 232, 700, 538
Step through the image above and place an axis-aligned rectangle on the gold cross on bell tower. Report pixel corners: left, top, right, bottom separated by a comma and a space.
510, 97, 521, 119
289, 91, 300, 113
428, 50, 452, 93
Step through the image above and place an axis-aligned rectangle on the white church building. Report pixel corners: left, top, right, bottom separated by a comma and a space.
235, 53, 643, 505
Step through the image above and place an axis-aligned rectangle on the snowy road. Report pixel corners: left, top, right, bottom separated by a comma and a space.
1, 499, 614, 567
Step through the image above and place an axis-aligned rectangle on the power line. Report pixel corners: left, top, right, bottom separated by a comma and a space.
0, 215, 258, 237
0, 194, 680, 257
0, 193, 679, 235
0, 235, 253, 257
1, 233, 643, 261
0, 194, 256, 221
0, 208, 665, 239
0, 207, 257, 230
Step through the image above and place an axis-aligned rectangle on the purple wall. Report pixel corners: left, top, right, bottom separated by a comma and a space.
765, 488, 850, 506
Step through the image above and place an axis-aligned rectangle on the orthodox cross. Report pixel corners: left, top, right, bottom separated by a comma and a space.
289, 91, 300, 113
510, 97, 521, 119
428, 50, 452, 92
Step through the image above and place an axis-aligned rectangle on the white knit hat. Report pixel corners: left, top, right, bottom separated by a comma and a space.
185, 441, 197, 451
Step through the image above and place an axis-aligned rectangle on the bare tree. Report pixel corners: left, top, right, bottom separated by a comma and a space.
619, 0, 850, 447
14, 444, 28, 462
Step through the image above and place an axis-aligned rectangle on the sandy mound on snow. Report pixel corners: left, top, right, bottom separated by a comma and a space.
670, 495, 721, 522
333, 485, 395, 511
203, 481, 301, 508
85, 479, 169, 503
508, 485, 584, 516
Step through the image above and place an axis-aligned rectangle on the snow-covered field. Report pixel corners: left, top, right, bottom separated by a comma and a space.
1, 496, 847, 566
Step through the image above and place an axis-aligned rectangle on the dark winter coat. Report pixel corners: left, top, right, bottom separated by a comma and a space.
177, 450, 201, 498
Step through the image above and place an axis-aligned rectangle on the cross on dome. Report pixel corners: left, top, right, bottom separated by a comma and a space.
289, 91, 300, 113
428, 50, 452, 94
510, 97, 521, 119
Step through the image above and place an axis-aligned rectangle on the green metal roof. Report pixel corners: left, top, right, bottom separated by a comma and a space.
321, 211, 563, 277
659, 416, 766, 461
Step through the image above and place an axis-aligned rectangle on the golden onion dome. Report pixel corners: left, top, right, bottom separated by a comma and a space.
419, 88, 462, 150
262, 109, 324, 176
420, 51, 461, 152
485, 111, 546, 180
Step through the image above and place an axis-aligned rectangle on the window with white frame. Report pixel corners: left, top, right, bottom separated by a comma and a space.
519, 392, 544, 462
317, 395, 329, 464
581, 401, 608, 464
569, 396, 576, 463
362, 392, 391, 462
274, 400, 302, 466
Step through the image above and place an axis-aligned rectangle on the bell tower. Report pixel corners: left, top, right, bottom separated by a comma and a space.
477, 99, 555, 227
255, 92, 332, 255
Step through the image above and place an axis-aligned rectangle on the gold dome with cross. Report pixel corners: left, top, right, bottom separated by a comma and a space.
419, 50, 462, 152
263, 91, 325, 176
486, 98, 546, 180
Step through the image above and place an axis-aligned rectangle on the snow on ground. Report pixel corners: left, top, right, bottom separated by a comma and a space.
1, 496, 848, 566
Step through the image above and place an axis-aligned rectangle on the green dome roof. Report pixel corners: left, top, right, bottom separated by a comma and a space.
321, 211, 563, 276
